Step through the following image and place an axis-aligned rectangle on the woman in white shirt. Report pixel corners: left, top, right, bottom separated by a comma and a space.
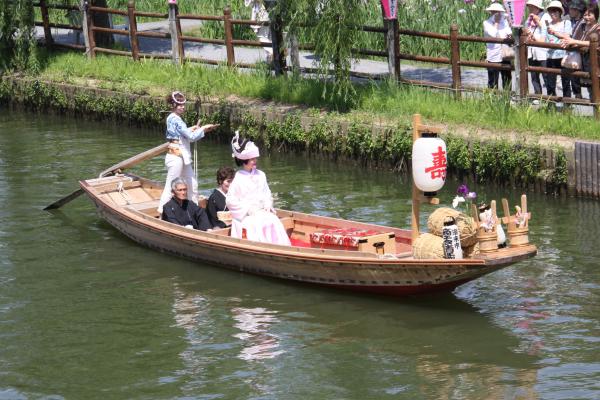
545, 1, 572, 97
483, 2, 513, 89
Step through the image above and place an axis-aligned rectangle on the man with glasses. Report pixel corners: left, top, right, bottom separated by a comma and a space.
161, 178, 212, 231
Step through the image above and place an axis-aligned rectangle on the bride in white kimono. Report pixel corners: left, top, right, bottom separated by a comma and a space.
226, 132, 291, 246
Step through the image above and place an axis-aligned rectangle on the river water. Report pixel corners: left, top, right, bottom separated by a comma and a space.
1, 110, 599, 399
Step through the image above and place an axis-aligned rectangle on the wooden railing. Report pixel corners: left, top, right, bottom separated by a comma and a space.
33, 1, 600, 118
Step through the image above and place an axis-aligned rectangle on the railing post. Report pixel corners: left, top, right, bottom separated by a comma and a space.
175, 6, 184, 63
39, 0, 53, 48
168, 2, 180, 65
450, 24, 461, 99
589, 34, 600, 119
385, 17, 400, 82
511, 27, 520, 100
82, 0, 95, 58
127, 0, 139, 61
519, 28, 528, 100
224, 7, 235, 66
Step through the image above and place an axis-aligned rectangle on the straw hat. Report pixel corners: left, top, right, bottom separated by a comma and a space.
546, 0, 564, 13
486, 2, 506, 12
526, 0, 544, 10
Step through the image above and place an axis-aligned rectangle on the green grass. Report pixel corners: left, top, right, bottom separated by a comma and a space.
35, 51, 600, 140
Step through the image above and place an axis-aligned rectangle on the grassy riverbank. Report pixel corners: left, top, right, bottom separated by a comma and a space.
22, 51, 600, 141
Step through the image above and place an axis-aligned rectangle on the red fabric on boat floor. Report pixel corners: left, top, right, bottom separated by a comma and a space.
290, 238, 312, 248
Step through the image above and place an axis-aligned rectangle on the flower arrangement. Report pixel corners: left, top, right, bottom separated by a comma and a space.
452, 184, 477, 215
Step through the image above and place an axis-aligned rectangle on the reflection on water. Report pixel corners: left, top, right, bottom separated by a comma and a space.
0, 110, 599, 399
232, 307, 284, 361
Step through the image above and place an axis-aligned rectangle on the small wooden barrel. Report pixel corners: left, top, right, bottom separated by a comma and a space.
477, 230, 498, 253
508, 226, 529, 246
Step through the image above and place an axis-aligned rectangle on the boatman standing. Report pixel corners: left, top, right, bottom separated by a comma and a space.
157, 91, 219, 214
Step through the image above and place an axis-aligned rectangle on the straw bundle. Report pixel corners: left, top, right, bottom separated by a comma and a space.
462, 243, 480, 258
427, 207, 478, 247
412, 233, 445, 259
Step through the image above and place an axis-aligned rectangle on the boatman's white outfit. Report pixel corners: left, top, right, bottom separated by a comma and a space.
158, 112, 206, 214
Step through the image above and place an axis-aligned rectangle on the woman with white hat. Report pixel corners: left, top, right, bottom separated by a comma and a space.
483, 2, 513, 89
225, 132, 291, 245
524, 0, 552, 99
545, 0, 572, 97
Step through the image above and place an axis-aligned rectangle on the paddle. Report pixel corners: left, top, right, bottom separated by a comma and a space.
44, 142, 169, 211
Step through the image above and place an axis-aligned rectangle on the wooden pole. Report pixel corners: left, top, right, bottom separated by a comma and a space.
83, 0, 96, 58
39, 0, 53, 48
519, 28, 528, 99
385, 18, 400, 82
589, 34, 600, 119
224, 7, 235, 67
450, 24, 461, 99
168, 3, 180, 64
393, 17, 400, 82
175, 5, 184, 63
127, 0, 139, 61
411, 114, 422, 242
511, 27, 521, 100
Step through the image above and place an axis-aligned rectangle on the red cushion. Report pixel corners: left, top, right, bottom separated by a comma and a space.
310, 228, 380, 248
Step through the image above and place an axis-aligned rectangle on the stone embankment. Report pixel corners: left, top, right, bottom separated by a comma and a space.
3, 74, 596, 197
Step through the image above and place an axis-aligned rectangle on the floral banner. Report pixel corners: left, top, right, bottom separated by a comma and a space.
503, 0, 527, 27
381, 0, 398, 19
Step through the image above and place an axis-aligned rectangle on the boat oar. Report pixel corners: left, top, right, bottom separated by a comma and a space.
44, 142, 169, 211
43, 188, 86, 211
97, 142, 169, 178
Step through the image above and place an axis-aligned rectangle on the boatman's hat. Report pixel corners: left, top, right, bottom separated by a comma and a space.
231, 131, 260, 160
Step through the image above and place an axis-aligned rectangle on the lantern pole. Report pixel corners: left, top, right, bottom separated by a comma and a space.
411, 114, 442, 243
411, 114, 422, 242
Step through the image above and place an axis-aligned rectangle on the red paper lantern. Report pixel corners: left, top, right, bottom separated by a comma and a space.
412, 137, 447, 193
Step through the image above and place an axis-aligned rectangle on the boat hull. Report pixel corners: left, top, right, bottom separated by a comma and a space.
81, 175, 537, 297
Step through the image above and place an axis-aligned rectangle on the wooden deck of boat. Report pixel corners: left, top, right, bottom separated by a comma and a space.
82, 174, 420, 259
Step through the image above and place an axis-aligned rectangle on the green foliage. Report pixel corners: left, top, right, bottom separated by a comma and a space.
14, 0, 37, 71
1, 0, 38, 72
469, 140, 542, 185
275, 0, 370, 104
445, 133, 472, 172
384, 124, 412, 171
550, 147, 568, 186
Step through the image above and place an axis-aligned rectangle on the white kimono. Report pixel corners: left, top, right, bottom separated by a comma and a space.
226, 169, 290, 245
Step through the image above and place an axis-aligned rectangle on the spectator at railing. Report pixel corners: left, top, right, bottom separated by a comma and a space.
545, 1, 572, 98
524, 0, 552, 102
483, 2, 513, 90
561, 4, 600, 93
560, 0, 586, 99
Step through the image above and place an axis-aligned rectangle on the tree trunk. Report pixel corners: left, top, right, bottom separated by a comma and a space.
92, 0, 114, 48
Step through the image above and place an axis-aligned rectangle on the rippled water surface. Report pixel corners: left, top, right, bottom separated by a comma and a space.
1, 110, 599, 399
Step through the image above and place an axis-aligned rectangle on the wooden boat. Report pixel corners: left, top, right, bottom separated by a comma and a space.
78, 172, 537, 296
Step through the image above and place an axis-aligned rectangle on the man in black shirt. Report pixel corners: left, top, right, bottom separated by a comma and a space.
161, 178, 212, 231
